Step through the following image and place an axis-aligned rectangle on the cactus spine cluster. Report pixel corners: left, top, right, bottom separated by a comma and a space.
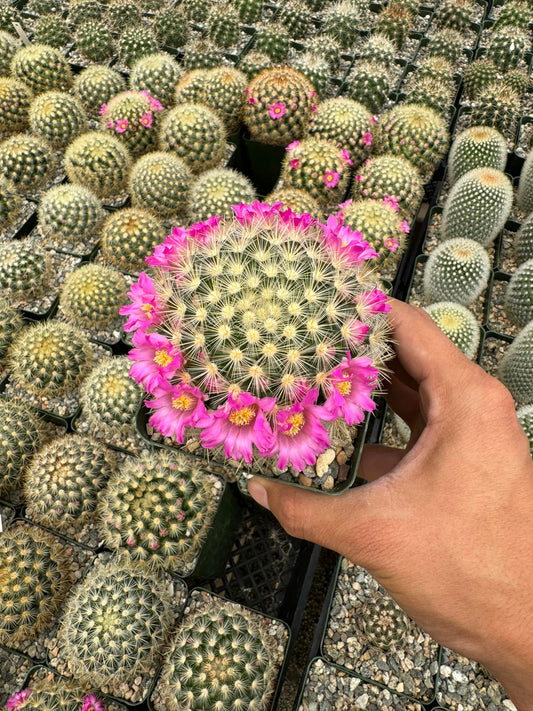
376, 3, 414, 50
486, 25, 529, 71
235, 0, 262, 23
423, 302, 480, 359
426, 28, 464, 64
345, 62, 390, 115
423, 239, 491, 306
189, 167, 256, 223
153, 7, 189, 49
100, 205, 167, 273
471, 83, 521, 135
0, 398, 46, 493
130, 52, 183, 109
0, 134, 56, 193
254, 24, 290, 62
359, 596, 410, 650
463, 59, 499, 99
207, 3, 239, 48
29, 91, 87, 149
38, 183, 106, 249
74, 65, 126, 115
11, 44, 72, 94
65, 131, 132, 198
118, 25, 159, 68
499, 321, 533, 405
59, 263, 128, 329
129, 151, 191, 219
518, 150, 533, 215
504, 260, 533, 328
436, 0, 473, 31
351, 155, 423, 219
75, 21, 114, 63
323, 0, 369, 49
33, 14, 70, 48
448, 126, 508, 185
280, 1, 311, 39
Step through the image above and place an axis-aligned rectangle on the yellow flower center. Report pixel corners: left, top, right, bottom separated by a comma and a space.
338, 381, 351, 395
172, 393, 195, 411
141, 303, 153, 314
228, 405, 257, 426
283, 412, 305, 436
153, 349, 172, 367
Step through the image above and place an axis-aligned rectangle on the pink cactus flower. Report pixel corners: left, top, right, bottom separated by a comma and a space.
82, 695, 105, 711
115, 118, 128, 133
320, 214, 379, 265
232, 201, 285, 224
129, 331, 184, 393
338, 198, 353, 211
106, 120, 114, 128
400, 220, 410, 233
268, 102, 286, 119
362, 132, 373, 146
355, 288, 391, 315
325, 354, 379, 426
140, 90, 163, 111
286, 140, 300, 151
324, 171, 340, 189
340, 149, 353, 166
248, 97, 256, 104
120, 272, 164, 332
6, 690, 31, 709
355, 174, 362, 181
370, 115, 378, 124
140, 112, 153, 127
383, 195, 399, 212
98, 103, 107, 115
385, 236, 399, 252
187, 215, 221, 243
290, 158, 301, 169
147, 381, 209, 443
339, 317, 370, 347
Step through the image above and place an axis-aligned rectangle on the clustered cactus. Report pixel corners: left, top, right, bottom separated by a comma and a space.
5, 678, 106, 711
101, 90, 163, 158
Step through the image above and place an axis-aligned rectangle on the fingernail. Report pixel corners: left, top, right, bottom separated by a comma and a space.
248, 478, 270, 510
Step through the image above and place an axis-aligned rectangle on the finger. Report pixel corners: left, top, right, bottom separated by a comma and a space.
358, 444, 406, 482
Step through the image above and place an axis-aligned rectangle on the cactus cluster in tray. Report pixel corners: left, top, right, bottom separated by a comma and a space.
448, 126, 508, 185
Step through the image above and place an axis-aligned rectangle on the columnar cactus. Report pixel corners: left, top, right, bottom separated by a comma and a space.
130, 52, 183, 109
514, 213, 533, 265
436, 0, 473, 31
517, 404, 533, 456
159, 103, 226, 173
75, 21, 114, 62
291, 52, 330, 100
0, 176, 22, 231
33, 14, 70, 48
441, 168, 513, 246
0, 77, 32, 134
203, 66, 248, 133
0, 240, 51, 299
423, 238, 491, 306
0, 398, 46, 493
448, 126, 508, 185
426, 28, 464, 64
9, 321, 94, 397
499, 321, 533, 405
266, 186, 323, 218
308, 97, 373, 168
38, 184, 105, 249
344, 61, 390, 115
24, 434, 117, 532
254, 23, 290, 62
504, 260, 533, 327
238, 50, 272, 80
517, 149, 533, 215
0, 134, 56, 192
358, 33, 396, 66
0, 30, 20, 75
10, 44, 72, 94
463, 58, 498, 99
486, 25, 529, 71
423, 301, 480, 359
60, 263, 129, 329
235, 0, 262, 24
118, 25, 159, 68
73, 64, 126, 115
207, 3, 239, 48
129, 151, 191, 219
101, 90, 163, 158
323, 0, 370, 49
64, 131, 132, 198
120, 202, 391, 473
0, 299, 23, 359
100, 205, 167, 272
280, 1, 311, 39
189, 167, 256, 222
359, 596, 410, 650
471, 84, 521, 136
99, 450, 223, 574
0, 524, 74, 646
376, 3, 414, 50
29, 91, 87, 149
242, 66, 316, 146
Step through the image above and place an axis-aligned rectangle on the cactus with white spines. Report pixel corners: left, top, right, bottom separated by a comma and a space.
423, 302, 480, 359
517, 149, 533, 215
514, 213, 533, 265
504, 260, 533, 328
423, 238, 491, 306
448, 126, 508, 185
499, 321, 533, 405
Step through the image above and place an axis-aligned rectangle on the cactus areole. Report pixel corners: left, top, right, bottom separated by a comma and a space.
121, 202, 392, 472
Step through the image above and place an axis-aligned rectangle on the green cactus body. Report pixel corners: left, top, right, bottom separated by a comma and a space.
65, 131, 132, 198
38, 184, 105, 248
106, 0, 142, 31
118, 26, 159, 68
129, 151, 191, 218
502, 68, 530, 97
514, 213, 533, 265
376, 103, 449, 175
517, 149, 533, 214
423, 238, 491, 306
352, 154, 423, 218
238, 50, 272, 80
28, 0, 62, 11
74, 65, 126, 116
281, 136, 350, 205
235, 0, 262, 23
182, 39, 222, 71
486, 25, 529, 71
280, 1, 311, 39
341, 199, 408, 266
308, 97, 373, 168
130, 53, 183, 109
99, 450, 223, 574
403, 76, 454, 116
305, 34, 343, 74
266, 186, 323, 218
202, 66, 247, 133
436, 0, 473, 31
470, 83, 521, 136
499, 321, 533, 405
426, 28, 463, 64
0, 1, 22, 32
0, 524, 74, 646
9, 321, 94, 397
376, 4, 414, 50
68, 0, 103, 25
174, 69, 208, 104
254, 23, 290, 62
0, 134, 55, 193
345, 61, 390, 115
0, 398, 46, 492
56, 558, 176, 689
359, 596, 410, 650
0, 300, 23, 359
504, 259, 533, 327
323, 0, 370, 49
183, 0, 209, 22
494, 1, 531, 30
394, 0, 419, 12
441, 168, 512, 247
0, 77, 32, 134
207, 3, 239, 48
412, 56, 454, 86
11, 44, 72, 94
358, 33, 396, 66
0, 240, 51, 299
463, 58, 498, 99
305, 0, 329, 9
189, 167, 256, 222
0, 30, 20, 76
33, 14, 70, 48
79, 355, 142, 434
60, 263, 128, 329
101, 90, 161, 158
100, 205, 167, 272
29, 91, 87, 149
7, 678, 104, 711
0, 177, 21, 231
159, 103, 226, 173
242, 66, 316, 146
153, 6, 189, 48
291, 52, 330, 100
157, 596, 282, 711
448, 126, 508, 186
75, 21, 114, 62
517, 404, 533, 455
423, 301, 480, 359
24, 434, 117, 532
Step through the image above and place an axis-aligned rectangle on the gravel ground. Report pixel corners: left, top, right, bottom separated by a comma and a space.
0, 650, 32, 706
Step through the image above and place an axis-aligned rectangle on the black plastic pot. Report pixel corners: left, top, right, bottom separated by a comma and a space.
241, 132, 286, 195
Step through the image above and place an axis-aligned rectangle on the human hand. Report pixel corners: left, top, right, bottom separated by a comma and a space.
248, 299, 533, 709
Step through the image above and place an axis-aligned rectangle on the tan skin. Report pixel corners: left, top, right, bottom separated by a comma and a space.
249, 299, 533, 709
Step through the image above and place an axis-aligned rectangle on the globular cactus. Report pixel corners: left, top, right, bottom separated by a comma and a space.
0, 524, 74, 646
6, 679, 106, 711
291, 52, 330, 100
0, 239, 51, 299
203, 66, 247, 133
101, 90, 163, 158
100, 206, 167, 272
403, 76, 454, 116
412, 56, 455, 85
0, 30, 20, 75
470, 83, 521, 136
376, 104, 449, 176
517, 404, 533, 456
304, 35, 343, 74
436, 0, 473, 31
9, 321, 94, 397
153, 7, 188, 50
38, 184, 105, 249
441, 168, 513, 246
182, 38, 222, 71
68, 0, 102, 25
423, 301, 480, 359
174, 68, 208, 104
242, 67, 316, 146
74, 64, 126, 116
24, 434, 117, 533
308, 97, 373, 168
281, 137, 350, 205
323, 0, 371, 49
29, 91, 87, 149
59, 263, 129, 329
504, 260, 533, 327
238, 50, 272, 80
0, 0, 22, 32
159, 103, 226, 174
344, 61, 390, 115
423, 238, 491, 306
75, 21, 114, 63
514, 213, 533, 265
130, 52, 183, 109
79, 356, 143, 435
56, 558, 176, 690
426, 28, 463, 64
359, 596, 410, 650
351, 154, 424, 218
502, 68, 530, 98
486, 25, 529, 71
129, 151, 191, 219
463, 58, 498, 99
0, 77, 32, 134
99, 450, 223, 574
448, 126, 508, 186
235, 0, 262, 24
207, 2, 240, 48
254, 23, 290, 62
10, 44, 72, 94
266, 186, 323, 217
106, 0, 142, 31
341, 199, 409, 266
517, 149, 533, 215
183, 0, 210, 22
157, 596, 281, 711
189, 167, 256, 222
494, 1, 531, 30
280, 1, 311, 39
499, 321, 533, 405
0, 298, 23, 359
33, 14, 70, 48
358, 33, 396, 66
65, 131, 132, 199
0, 398, 46, 493
0, 134, 55, 193
0, 176, 22, 231
118, 25, 159, 68
376, 3, 414, 50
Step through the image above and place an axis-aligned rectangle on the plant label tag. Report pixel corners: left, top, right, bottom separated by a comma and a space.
12, 22, 31, 46
0, 514, 3, 533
